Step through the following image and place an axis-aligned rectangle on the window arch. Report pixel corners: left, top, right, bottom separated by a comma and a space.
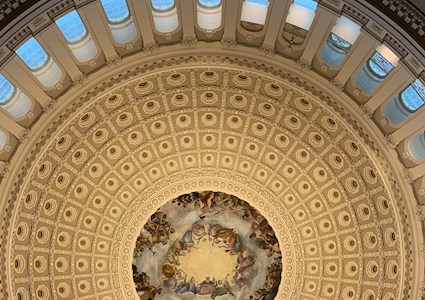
0, 74, 32, 119
151, 0, 179, 33
285, 0, 317, 31
282, 0, 317, 43
197, 0, 222, 31
384, 79, 425, 124
101, 0, 130, 23
56, 10, 87, 42
199, 0, 221, 7
152, 0, 175, 11
16, 38, 63, 88
0, 74, 15, 104
354, 45, 399, 94
320, 16, 361, 67
240, 0, 269, 31
407, 132, 425, 161
56, 10, 99, 62
100, 0, 138, 44
16, 37, 48, 70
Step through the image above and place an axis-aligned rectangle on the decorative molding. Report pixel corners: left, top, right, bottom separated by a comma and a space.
221, 37, 237, 47
5, 26, 31, 50
71, 73, 86, 87
106, 54, 121, 67
41, 97, 56, 112
259, 45, 275, 55
342, 4, 370, 25
0, 161, 10, 178
385, 134, 398, 149
417, 205, 425, 221
404, 168, 415, 183
360, 104, 374, 118
181, 36, 198, 47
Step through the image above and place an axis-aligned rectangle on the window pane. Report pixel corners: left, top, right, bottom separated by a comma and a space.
16, 37, 48, 70
245, 0, 268, 5
152, 0, 175, 10
329, 33, 351, 51
101, 0, 130, 23
56, 10, 87, 43
368, 51, 394, 77
408, 133, 425, 161
412, 79, 425, 99
401, 80, 425, 111
320, 38, 347, 67
199, 0, 221, 7
294, 0, 318, 11
0, 75, 14, 104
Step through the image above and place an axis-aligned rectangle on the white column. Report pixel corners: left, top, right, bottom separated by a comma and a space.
222, 0, 240, 43
129, 0, 157, 48
179, 0, 196, 41
261, 0, 288, 51
363, 67, 413, 114
80, 3, 119, 62
2, 58, 51, 108
298, 8, 336, 66
332, 33, 377, 87
39, 28, 84, 83
0, 110, 26, 138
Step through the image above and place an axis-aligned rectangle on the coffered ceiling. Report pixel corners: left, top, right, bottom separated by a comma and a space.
0, 1, 424, 300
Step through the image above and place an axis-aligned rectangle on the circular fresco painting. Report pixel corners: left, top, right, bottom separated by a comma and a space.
132, 191, 282, 300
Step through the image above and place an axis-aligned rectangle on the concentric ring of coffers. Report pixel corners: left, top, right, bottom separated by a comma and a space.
9, 63, 404, 300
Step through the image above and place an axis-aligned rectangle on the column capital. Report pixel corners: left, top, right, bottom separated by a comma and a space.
384, 134, 398, 149
360, 104, 373, 118
182, 36, 198, 47
0, 161, 10, 178
260, 45, 275, 55
403, 168, 415, 184
221, 37, 237, 47
42, 97, 56, 113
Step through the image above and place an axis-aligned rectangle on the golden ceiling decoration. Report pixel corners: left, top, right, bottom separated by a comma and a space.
2, 55, 411, 300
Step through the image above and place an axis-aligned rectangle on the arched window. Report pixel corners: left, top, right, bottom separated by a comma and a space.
240, 0, 269, 31
0, 74, 32, 119
100, 0, 137, 44
384, 79, 425, 124
152, 0, 175, 10
197, 0, 222, 31
0, 74, 15, 104
16, 37, 48, 70
151, 0, 179, 33
16, 38, 63, 88
101, 0, 130, 22
56, 10, 98, 62
320, 16, 361, 67
199, 0, 221, 6
56, 10, 87, 42
285, 0, 317, 31
408, 132, 425, 161
354, 45, 399, 94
